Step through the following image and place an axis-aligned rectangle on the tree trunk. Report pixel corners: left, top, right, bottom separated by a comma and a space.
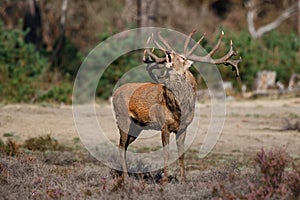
23, 0, 43, 49
298, 0, 300, 35
137, 0, 141, 28
146, 0, 157, 27
50, 0, 68, 68
137, 0, 158, 27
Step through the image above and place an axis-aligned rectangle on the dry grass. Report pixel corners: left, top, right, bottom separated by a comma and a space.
0, 136, 299, 199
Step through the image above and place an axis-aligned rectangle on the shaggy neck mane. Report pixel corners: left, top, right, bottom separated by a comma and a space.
163, 71, 196, 130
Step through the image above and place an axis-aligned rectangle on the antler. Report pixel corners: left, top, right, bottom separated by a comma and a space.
186, 31, 242, 77
143, 30, 242, 78
143, 36, 166, 64
143, 31, 176, 64
143, 35, 167, 83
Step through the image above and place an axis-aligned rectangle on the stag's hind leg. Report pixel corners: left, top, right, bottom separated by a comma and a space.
118, 123, 142, 178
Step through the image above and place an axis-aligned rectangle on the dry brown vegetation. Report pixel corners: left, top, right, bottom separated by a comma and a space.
0, 137, 300, 199
0, 98, 300, 199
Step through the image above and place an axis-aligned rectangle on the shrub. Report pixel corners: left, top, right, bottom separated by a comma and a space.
0, 20, 49, 103
23, 135, 65, 151
255, 148, 288, 188
38, 83, 72, 104
0, 139, 20, 156
213, 148, 300, 199
287, 166, 300, 198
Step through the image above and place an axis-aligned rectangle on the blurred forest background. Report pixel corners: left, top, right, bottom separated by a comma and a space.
0, 0, 300, 103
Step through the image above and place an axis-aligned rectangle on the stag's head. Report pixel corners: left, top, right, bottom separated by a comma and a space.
143, 30, 242, 82
165, 51, 193, 75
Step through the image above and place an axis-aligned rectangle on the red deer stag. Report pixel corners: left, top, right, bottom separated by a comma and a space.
112, 30, 241, 182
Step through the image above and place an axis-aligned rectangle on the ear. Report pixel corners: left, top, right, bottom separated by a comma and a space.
183, 60, 193, 71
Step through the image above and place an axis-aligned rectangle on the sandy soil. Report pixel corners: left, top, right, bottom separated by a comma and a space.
0, 98, 299, 158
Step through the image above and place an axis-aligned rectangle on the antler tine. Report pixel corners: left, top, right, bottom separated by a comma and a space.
157, 31, 174, 52
186, 32, 206, 57
187, 37, 242, 77
225, 56, 242, 77
151, 34, 167, 54
143, 35, 166, 64
143, 36, 151, 61
144, 49, 166, 63
183, 29, 196, 55
207, 30, 224, 57
214, 39, 241, 77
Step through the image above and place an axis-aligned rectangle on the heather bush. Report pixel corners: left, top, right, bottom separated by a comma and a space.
1, 144, 299, 199
22, 135, 67, 152
255, 148, 287, 188
286, 166, 300, 197
0, 139, 20, 156
213, 148, 300, 199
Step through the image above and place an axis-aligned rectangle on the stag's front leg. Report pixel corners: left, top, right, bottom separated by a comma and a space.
176, 129, 187, 182
161, 126, 170, 183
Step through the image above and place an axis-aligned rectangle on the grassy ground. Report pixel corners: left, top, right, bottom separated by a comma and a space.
0, 136, 299, 199
0, 99, 300, 199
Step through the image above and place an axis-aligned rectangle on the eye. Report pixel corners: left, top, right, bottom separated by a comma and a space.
180, 56, 186, 61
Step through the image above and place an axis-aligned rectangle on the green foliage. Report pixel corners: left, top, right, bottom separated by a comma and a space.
220, 30, 300, 89
3, 132, 15, 137
38, 83, 72, 104
50, 36, 83, 79
0, 21, 49, 103
0, 21, 75, 104
97, 51, 142, 99
92, 31, 144, 99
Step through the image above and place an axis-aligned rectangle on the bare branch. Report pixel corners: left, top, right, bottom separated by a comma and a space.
247, 3, 297, 38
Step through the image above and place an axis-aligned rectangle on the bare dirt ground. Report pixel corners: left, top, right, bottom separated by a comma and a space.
0, 98, 299, 158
